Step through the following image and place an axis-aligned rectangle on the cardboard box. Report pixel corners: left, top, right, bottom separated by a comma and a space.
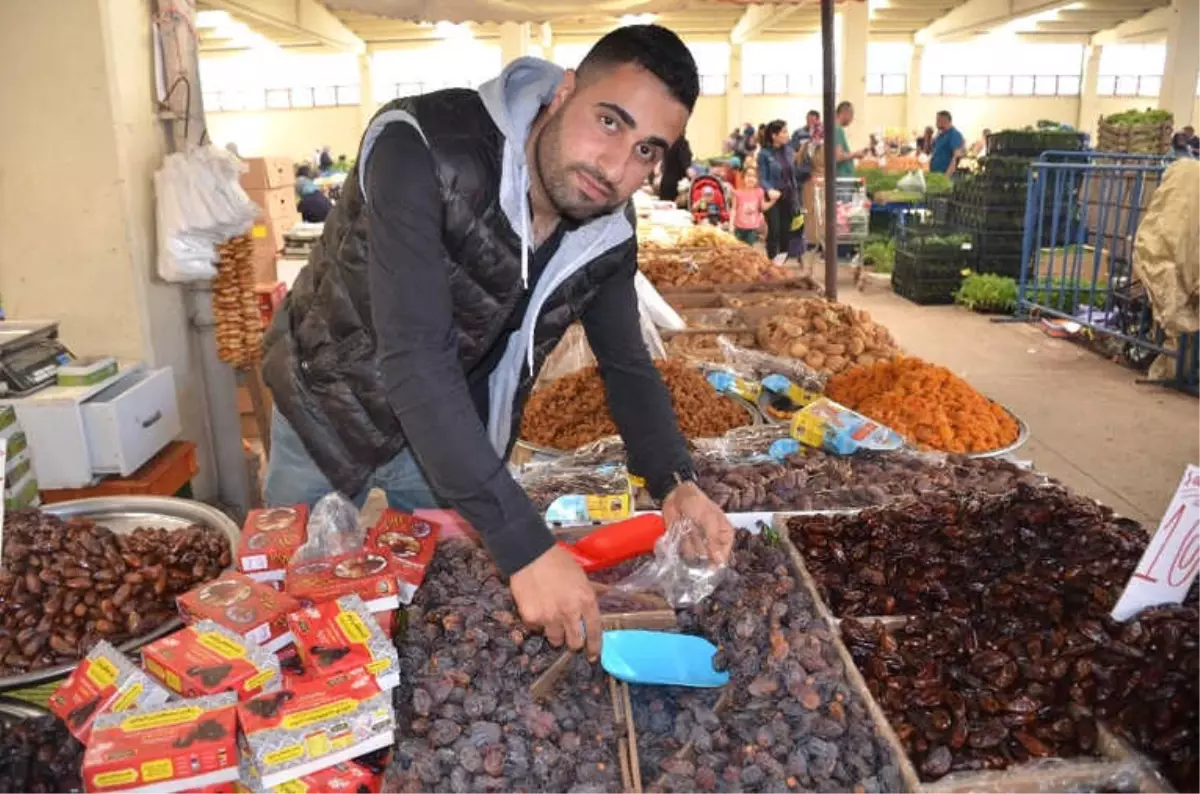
255, 282, 288, 330
141, 621, 281, 700
365, 510, 439, 604
177, 573, 300, 654
284, 549, 403, 613
240, 157, 294, 191
237, 755, 384, 793
238, 669, 395, 789
287, 595, 399, 691
246, 187, 299, 223
48, 640, 172, 743
83, 692, 239, 793
238, 506, 308, 584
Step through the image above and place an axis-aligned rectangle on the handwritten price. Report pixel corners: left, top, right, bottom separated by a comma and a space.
1112, 467, 1200, 622
1132, 503, 1199, 587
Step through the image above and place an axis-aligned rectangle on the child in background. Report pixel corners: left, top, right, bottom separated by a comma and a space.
731, 171, 777, 246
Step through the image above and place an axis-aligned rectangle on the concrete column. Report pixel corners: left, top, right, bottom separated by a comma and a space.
905, 44, 923, 133
1158, 0, 1199, 126
0, 0, 216, 498
726, 43, 744, 140
499, 22, 532, 66
1077, 45, 1102, 137
358, 52, 376, 129
840, 1, 869, 126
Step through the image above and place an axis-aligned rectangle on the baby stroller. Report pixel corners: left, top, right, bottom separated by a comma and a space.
688, 174, 730, 227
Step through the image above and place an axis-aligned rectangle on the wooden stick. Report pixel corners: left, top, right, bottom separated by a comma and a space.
621, 681, 643, 794
602, 610, 677, 631
530, 650, 574, 701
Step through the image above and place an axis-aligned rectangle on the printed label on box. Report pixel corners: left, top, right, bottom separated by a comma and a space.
141, 620, 281, 700
48, 640, 172, 743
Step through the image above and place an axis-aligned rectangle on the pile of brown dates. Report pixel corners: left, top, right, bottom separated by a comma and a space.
0, 713, 83, 792
788, 487, 1144, 617
696, 449, 1046, 512
843, 615, 1104, 781
393, 541, 624, 793
0, 510, 231, 676
635, 531, 904, 793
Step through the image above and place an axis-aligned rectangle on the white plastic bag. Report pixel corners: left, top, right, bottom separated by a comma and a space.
897, 169, 927, 193
612, 517, 732, 607
155, 146, 259, 282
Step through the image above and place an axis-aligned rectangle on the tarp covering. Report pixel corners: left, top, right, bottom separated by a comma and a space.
322, 0, 836, 24
1133, 158, 1199, 381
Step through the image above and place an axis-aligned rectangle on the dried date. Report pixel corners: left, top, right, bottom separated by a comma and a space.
0, 714, 83, 792
0, 510, 231, 676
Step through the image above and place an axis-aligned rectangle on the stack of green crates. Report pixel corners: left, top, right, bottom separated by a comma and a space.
891, 216, 974, 305
949, 157, 1039, 278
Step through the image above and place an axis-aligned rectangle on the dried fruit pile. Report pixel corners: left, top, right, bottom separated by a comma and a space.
639, 248, 794, 291
665, 332, 757, 363
521, 360, 751, 451
755, 300, 898, 376
635, 531, 904, 793
787, 487, 1144, 618
0, 511, 232, 676
212, 235, 265, 367
694, 449, 1045, 512
843, 614, 1105, 781
393, 541, 624, 792
0, 714, 83, 792
826, 357, 1019, 454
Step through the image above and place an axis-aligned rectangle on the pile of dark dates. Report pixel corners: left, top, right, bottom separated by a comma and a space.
696, 448, 1046, 512
0, 712, 83, 792
0, 510, 232, 676
635, 531, 904, 793
788, 487, 1144, 617
393, 541, 623, 793
843, 615, 1105, 782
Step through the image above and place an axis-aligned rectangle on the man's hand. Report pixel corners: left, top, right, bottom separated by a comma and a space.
510, 545, 602, 661
662, 481, 735, 565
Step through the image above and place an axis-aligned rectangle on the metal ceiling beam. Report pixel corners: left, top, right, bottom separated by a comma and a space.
916, 0, 1078, 41
731, 4, 804, 44
204, 0, 365, 51
1089, 5, 1171, 42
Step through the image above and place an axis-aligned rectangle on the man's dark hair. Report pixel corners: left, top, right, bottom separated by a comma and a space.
577, 25, 699, 112
765, 119, 787, 146
836, 101, 853, 114
807, 109, 820, 119
938, 110, 953, 122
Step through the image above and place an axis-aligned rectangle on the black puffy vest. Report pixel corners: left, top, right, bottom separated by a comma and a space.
261, 91, 636, 495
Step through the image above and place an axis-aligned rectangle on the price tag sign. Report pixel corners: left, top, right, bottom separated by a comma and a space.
1111, 465, 1200, 621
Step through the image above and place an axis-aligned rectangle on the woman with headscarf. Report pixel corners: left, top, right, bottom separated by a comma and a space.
756, 119, 797, 263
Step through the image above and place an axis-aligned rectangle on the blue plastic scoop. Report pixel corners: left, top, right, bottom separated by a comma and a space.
600, 630, 730, 688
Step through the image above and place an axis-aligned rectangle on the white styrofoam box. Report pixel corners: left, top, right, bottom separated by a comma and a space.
82, 367, 181, 476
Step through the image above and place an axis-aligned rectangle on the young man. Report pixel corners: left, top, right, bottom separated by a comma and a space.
834, 101, 868, 178
930, 110, 966, 175
261, 26, 734, 660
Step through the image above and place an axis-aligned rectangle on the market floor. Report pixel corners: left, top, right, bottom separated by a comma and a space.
822, 265, 1198, 527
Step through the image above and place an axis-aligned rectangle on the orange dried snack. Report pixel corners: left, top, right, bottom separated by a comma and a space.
521, 360, 751, 450
826, 357, 1019, 454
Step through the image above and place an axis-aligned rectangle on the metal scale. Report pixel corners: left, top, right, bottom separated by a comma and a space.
0, 321, 73, 396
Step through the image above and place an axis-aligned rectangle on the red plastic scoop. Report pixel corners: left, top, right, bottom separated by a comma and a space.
558, 514, 665, 573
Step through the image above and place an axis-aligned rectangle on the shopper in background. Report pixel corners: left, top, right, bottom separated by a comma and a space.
262, 25, 735, 661
791, 109, 822, 150
731, 170, 776, 246
834, 101, 867, 178
658, 135, 693, 203
1171, 126, 1198, 158
757, 119, 797, 264
971, 128, 992, 156
297, 180, 332, 223
916, 126, 935, 155
1187, 126, 1199, 157
930, 110, 966, 175
317, 145, 334, 174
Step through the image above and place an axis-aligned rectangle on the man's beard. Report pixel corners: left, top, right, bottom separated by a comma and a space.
533, 111, 622, 222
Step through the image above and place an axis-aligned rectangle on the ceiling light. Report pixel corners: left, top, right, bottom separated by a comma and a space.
618, 14, 657, 26
196, 9, 231, 28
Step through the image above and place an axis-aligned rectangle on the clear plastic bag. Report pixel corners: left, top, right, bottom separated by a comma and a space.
717, 335, 827, 393
611, 517, 732, 607
516, 461, 631, 520
691, 424, 790, 461
288, 492, 366, 567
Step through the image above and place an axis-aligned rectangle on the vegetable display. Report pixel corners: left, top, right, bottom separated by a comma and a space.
1101, 108, 1173, 126
825, 357, 1020, 454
